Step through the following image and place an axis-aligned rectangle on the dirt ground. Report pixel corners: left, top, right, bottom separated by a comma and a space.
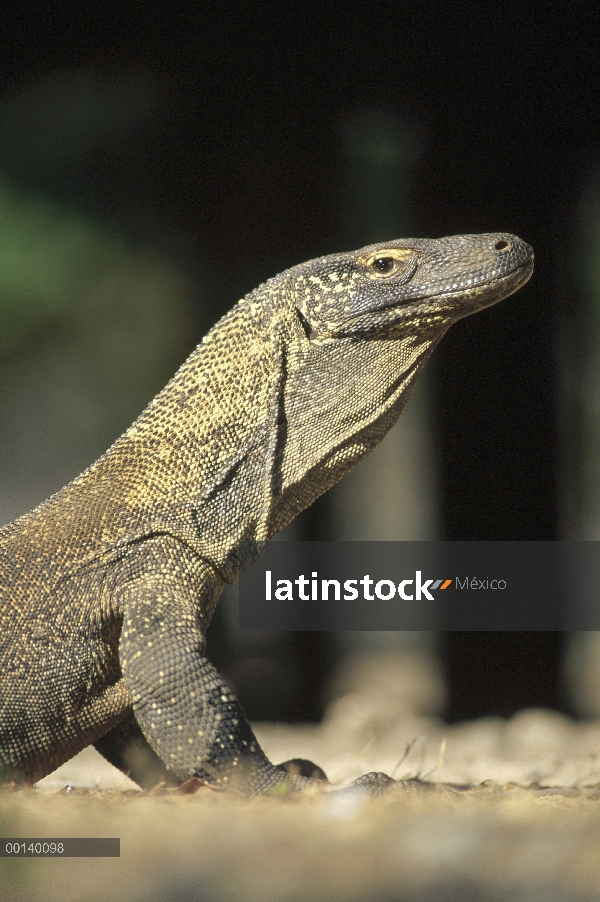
3, 656, 600, 902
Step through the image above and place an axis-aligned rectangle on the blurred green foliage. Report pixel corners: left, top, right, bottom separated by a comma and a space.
0, 178, 105, 354
0, 173, 195, 523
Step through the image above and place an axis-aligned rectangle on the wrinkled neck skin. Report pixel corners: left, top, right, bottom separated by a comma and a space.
276, 290, 444, 520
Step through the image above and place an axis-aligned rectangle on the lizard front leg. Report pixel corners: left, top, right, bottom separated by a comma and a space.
115, 540, 308, 795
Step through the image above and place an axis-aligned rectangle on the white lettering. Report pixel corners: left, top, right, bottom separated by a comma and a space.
360, 574, 374, 600
294, 575, 310, 600
275, 580, 293, 601
322, 579, 341, 600
344, 579, 358, 600
416, 570, 434, 601
375, 579, 396, 600
398, 579, 413, 600
312, 572, 318, 601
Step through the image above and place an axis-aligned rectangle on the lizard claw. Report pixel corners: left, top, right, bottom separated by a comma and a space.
344, 771, 396, 797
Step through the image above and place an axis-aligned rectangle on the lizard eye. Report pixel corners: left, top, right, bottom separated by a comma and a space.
372, 257, 397, 274
358, 247, 417, 282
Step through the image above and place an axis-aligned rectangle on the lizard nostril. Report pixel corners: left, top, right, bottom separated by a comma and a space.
494, 239, 509, 251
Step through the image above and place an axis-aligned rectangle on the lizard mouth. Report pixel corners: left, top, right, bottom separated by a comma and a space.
406, 253, 535, 306
359, 256, 534, 324
423, 255, 535, 306
478, 255, 534, 288
372, 253, 535, 317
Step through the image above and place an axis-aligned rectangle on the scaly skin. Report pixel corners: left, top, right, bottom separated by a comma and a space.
0, 233, 533, 793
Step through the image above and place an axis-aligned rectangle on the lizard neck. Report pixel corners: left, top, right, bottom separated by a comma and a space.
10, 279, 441, 589
108, 285, 442, 583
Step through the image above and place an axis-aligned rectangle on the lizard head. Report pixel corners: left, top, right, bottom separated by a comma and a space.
267, 233, 533, 512
292, 232, 533, 341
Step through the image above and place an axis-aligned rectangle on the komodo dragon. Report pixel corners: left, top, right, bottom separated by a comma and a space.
0, 233, 533, 794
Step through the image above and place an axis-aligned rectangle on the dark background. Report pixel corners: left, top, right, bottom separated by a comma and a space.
1, 1, 598, 721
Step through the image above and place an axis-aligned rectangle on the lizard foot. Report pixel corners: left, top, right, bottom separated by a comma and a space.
341, 771, 396, 797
